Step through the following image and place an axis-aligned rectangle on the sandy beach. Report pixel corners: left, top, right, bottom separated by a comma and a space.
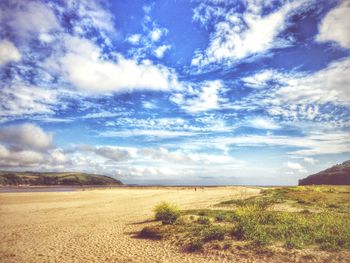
0, 187, 348, 263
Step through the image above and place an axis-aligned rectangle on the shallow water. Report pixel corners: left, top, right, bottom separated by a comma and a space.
0, 186, 78, 193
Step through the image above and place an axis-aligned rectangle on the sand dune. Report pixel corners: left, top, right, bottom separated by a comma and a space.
0, 187, 348, 263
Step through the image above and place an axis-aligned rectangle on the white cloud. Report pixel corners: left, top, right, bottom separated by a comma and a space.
59, 36, 179, 93
0, 1, 59, 39
248, 117, 281, 130
81, 111, 124, 119
100, 129, 196, 138
0, 123, 53, 151
137, 147, 239, 165
0, 148, 44, 167
149, 27, 167, 42
239, 57, 350, 123
242, 70, 281, 88
190, 131, 350, 156
285, 162, 305, 172
142, 101, 157, 109
0, 40, 21, 65
127, 34, 142, 45
171, 80, 225, 113
303, 157, 318, 164
78, 145, 131, 162
0, 123, 64, 167
154, 45, 171, 58
192, 0, 309, 66
316, 0, 350, 49
0, 85, 58, 118
275, 58, 350, 104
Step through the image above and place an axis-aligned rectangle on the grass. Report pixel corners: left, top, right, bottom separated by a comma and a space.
154, 201, 180, 225
140, 186, 350, 253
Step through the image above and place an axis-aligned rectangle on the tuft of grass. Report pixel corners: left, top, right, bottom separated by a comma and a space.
154, 202, 180, 225
202, 225, 225, 241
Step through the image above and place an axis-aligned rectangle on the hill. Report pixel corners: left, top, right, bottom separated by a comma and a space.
299, 160, 350, 185
0, 171, 122, 186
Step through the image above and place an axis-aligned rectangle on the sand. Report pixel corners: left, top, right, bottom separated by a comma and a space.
0, 187, 348, 263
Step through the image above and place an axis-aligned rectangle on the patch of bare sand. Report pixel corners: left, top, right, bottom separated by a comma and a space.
0, 187, 348, 263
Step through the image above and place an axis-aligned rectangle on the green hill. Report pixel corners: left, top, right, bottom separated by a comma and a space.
0, 171, 122, 186
299, 160, 350, 185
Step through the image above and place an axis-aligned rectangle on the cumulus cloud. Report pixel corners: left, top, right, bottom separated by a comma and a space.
192, 0, 310, 67
78, 145, 131, 162
59, 36, 179, 93
0, 123, 69, 169
0, 40, 21, 65
285, 161, 306, 173
316, 0, 350, 49
0, 1, 59, 40
0, 123, 53, 151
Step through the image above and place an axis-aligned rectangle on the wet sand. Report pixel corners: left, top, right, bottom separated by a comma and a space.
0, 187, 348, 263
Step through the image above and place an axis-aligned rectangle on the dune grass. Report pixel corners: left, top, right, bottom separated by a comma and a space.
141, 186, 350, 252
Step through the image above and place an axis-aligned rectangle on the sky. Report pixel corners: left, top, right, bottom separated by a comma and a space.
0, 0, 349, 185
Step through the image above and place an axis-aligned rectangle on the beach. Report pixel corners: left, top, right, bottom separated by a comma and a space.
1, 186, 349, 263
0, 187, 259, 263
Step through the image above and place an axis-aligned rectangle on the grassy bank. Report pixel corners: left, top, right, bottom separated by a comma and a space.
140, 186, 350, 253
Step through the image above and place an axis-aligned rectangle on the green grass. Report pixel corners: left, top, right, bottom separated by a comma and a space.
140, 186, 350, 253
154, 202, 180, 225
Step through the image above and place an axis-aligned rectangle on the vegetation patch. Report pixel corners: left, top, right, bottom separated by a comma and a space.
140, 186, 350, 254
154, 201, 180, 225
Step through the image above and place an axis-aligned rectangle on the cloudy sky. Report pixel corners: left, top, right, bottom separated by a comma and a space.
0, 0, 349, 185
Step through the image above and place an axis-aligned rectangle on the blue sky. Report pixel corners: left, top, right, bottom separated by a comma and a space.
0, 0, 349, 185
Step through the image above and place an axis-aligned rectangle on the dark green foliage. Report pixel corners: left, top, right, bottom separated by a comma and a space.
186, 239, 204, 252
0, 171, 122, 185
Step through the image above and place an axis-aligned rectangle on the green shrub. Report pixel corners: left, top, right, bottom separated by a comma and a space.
196, 216, 211, 225
139, 226, 163, 240
154, 202, 180, 225
202, 226, 225, 241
